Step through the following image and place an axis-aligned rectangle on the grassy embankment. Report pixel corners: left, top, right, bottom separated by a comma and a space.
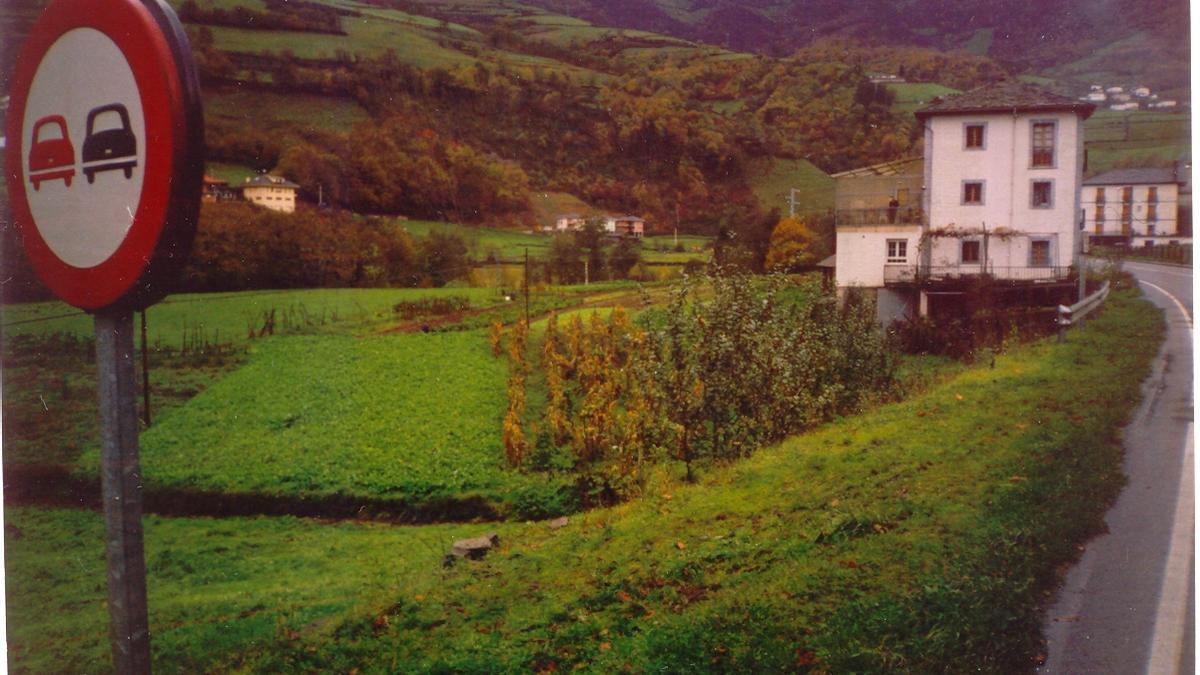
6, 281, 1164, 672
1084, 110, 1190, 175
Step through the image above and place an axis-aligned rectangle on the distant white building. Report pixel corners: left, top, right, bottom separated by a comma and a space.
1086, 91, 1107, 103
241, 174, 299, 213
835, 81, 1095, 323
550, 213, 586, 232
1151, 100, 1178, 109
1106, 86, 1124, 94
1133, 86, 1151, 98
602, 215, 645, 239
1110, 102, 1140, 111
1082, 167, 1189, 249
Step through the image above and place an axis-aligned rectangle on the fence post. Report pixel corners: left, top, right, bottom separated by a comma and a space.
1057, 304, 1070, 343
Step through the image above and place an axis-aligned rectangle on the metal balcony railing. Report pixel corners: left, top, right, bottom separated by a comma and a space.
884, 264, 1071, 285
836, 207, 925, 226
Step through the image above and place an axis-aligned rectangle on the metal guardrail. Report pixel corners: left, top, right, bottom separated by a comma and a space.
1057, 281, 1110, 341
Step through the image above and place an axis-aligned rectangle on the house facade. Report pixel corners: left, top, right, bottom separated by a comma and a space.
551, 213, 586, 232
1082, 167, 1189, 249
835, 81, 1094, 323
604, 215, 645, 239
241, 174, 300, 213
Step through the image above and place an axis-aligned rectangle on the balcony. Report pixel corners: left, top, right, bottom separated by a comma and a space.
884, 264, 1071, 286
836, 207, 925, 227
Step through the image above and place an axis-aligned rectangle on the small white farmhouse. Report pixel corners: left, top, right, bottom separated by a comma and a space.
835, 80, 1095, 323
241, 174, 300, 213
1082, 167, 1189, 249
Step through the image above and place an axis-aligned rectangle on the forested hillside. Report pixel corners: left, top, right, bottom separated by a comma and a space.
522, 0, 1191, 95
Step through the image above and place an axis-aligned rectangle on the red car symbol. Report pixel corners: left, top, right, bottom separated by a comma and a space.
28, 115, 76, 190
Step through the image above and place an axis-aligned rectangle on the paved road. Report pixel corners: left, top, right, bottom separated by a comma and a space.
1041, 260, 1193, 674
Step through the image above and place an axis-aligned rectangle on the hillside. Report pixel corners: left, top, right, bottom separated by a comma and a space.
520, 0, 1190, 95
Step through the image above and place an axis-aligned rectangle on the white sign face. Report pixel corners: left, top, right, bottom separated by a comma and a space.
22, 27, 146, 269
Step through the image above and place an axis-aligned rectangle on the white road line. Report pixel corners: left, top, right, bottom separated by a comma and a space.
1123, 262, 1194, 280
1139, 280, 1194, 330
1145, 424, 1194, 675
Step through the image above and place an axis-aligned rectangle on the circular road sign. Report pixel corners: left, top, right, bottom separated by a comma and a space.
4, 0, 203, 311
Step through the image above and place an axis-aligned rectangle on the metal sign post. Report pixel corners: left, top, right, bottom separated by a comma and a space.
96, 309, 151, 674
5, 0, 202, 670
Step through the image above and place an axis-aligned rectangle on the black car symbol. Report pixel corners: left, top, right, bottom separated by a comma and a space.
82, 103, 137, 183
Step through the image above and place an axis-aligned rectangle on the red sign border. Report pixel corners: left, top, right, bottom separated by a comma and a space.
4, 0, 203, 311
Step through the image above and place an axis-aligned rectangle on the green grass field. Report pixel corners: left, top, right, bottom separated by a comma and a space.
205, 161, 258, 185
6, 284, 1162, 672
748, 157, 834, 217
205, 90, 369, 132
73, 331, 537, 507
1084, 110, 1190, 175
889, 82, 961, 114
1, 287, 505, 346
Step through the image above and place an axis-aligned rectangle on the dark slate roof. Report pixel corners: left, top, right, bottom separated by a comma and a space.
915, 80, 1095, 119
1083, 167, 1181, 186
242, 174, 300, 189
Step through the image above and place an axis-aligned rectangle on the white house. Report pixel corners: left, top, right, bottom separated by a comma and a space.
1082, 167, 1189, 249
1110, 102, 1140, 111
1133, 86, 1151, 98
551, 213, 586, 232
602, 215, 645, 239
1086, 91, 1107, 103
835, 80, 1095, 323
241, 174, 300, 213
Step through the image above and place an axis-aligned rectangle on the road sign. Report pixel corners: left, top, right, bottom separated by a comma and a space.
4, 0, 202, 672
4, 0, 203, 311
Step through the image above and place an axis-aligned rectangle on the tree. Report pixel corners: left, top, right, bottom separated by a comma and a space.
417, 232, 469, 287
765, 216, 823, 271
547, 234, 583, 284
608, 238, 641, 279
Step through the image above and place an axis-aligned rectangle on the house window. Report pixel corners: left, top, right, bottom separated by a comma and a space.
886, 239, 907, 263
1121, 186, 1133, 203
961, 239, 982, 264
1031, 121, 1056, 167
1030, 239, 1052, 267
1094, 205, 1105, 224
1148, 203, 1158, 223
964, 123, 986, 149
1148, 186, 1158, 203
1095, 187, 1106, 204
962, 180, 984, 205
1031, 180, 1053, 208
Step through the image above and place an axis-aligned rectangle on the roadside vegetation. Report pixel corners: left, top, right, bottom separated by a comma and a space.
4, 280, 1163, 672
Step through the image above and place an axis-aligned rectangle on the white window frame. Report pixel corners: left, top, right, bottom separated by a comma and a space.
963, 122, 987, 150
1031, 179, 1054, 209
1029, 238, 1053, 267
1031, 119, 1057, 168
962, 180, 985, 205
960, 238, 982, 265
886, 239, 908, 263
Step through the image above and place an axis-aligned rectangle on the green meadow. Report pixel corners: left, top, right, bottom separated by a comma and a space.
6, 284, 1163, 672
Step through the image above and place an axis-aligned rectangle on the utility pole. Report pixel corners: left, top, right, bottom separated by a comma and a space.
674, 200, 680, 247
523, 247, 530, 324
584, 258, 589, 286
